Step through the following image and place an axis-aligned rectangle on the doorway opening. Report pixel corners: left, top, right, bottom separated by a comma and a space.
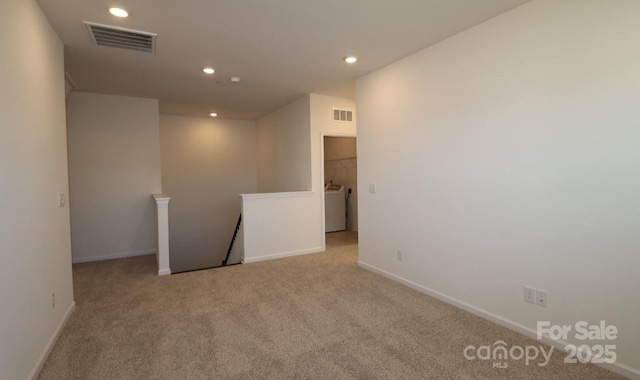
322, 135, 358, 260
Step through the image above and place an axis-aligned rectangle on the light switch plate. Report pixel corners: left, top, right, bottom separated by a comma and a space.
57, 193, 66, 207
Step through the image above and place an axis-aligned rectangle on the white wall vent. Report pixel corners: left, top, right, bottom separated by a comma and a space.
333, 108, 353, 123
83, 22, 157, 53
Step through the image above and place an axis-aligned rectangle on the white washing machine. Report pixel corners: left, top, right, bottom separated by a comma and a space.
325, 184, 345, 232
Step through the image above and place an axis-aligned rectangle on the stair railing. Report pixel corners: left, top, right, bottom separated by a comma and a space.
222, 213, 242, 266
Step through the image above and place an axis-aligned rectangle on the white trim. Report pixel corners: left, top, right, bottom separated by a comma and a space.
72, 250, 155, 264
357, 261, 640, 380
321, 131, 357, 138
239, 191, 314, 200
153, 195, 171, 276
29, 301, 76, 380
152, 193, 170, 204
320, 131, 356, 252
243, 247, 324, 263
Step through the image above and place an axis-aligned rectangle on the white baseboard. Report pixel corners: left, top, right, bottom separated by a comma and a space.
357, 261, 640, 380
158, 268, 171, 276
29, 301, 76, 380
72, 249, 156, 264
243, 247, 324, 264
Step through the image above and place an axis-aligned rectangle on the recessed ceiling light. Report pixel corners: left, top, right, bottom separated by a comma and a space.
230, 76, 241, 83
210, 112, 218, 117
344, 56, 358, 64
109, 7, 128, 17
203, 67, 215, 74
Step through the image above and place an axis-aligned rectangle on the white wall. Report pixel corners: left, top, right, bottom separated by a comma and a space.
356, 0, 640, 376
66, 92, 162, 263
0, 1, 74, 378
324, 137, 358, 231
310, 94, 357, 191
241, 192, 321, 262
241, 94, 355, 261
160, 115, 257, 272
257, 95, 311, 192
311, 94, 357, 241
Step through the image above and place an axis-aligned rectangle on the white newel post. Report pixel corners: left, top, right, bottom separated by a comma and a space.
153, 194, 171, 276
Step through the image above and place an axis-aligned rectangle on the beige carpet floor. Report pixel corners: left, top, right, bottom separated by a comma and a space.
39, 232, 623, 379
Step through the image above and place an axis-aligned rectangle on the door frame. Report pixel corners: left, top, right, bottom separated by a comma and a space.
320, 131, 356, 250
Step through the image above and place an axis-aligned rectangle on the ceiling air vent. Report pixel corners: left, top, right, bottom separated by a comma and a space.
333, 108, 353, 123
83, 22, 157, 53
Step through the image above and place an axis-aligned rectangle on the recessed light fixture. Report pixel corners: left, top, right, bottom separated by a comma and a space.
109, 7, 128, 17
210, 112, 218, 117
203, 67, 215, 74
230, 76, 241, 83
344, 56, 358, 64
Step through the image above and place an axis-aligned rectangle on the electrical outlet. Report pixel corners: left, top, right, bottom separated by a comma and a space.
397, 249, 403, 261
51, 292, 55, 309
369, 183, 376, 194
524, 286, 536, 304
536, 289, 548, 307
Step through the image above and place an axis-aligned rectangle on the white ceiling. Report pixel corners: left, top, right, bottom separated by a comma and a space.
38, 0, 530, 120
